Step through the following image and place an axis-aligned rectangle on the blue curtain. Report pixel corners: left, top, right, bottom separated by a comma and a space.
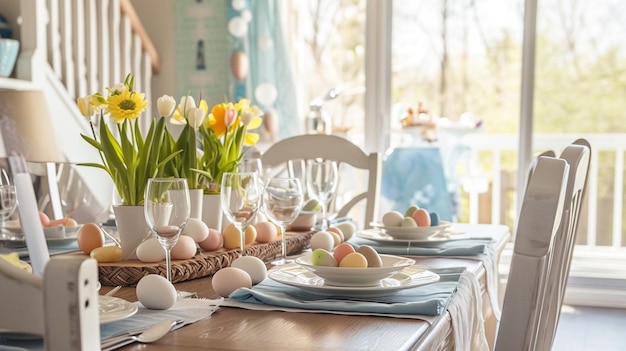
227, 0, 299, 140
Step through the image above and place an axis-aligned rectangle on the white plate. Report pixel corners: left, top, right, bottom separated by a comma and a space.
369, 221, 452, 240
296, 253, 415, 287
99, 295, 138, 324
356, 229, 470, 244
0, 235, 78, 248
268, 263, 440, 297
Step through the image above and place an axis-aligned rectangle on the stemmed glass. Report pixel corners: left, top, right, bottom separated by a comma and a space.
306, 159, 338, 231
144, 178, 190, 284
220, 172, 261, 256
0, 169, 16, 236
263, 177, 303, 265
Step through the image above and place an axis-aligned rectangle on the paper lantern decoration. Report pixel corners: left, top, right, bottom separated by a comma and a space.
255, 83, 278, 106
228, 17, 248, 38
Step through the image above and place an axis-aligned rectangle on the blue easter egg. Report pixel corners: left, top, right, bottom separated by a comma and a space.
429, 212, 440, 226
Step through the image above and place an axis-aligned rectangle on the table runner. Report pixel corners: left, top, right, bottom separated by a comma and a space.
224, 267, 488, 350
349, 224, 503, 321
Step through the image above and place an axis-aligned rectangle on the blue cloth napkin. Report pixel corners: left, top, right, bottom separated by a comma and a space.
0, 298, 222, 351
228, 267, 465, 317
348, 235, 493, 256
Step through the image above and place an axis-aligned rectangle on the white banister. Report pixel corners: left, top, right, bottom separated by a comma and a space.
84, 0, 99, 94
109, 0, 121, 88
72, 0, 87, 98
59, 0, 75, 97
97, 0, 111, 90
46, 0, 62, 77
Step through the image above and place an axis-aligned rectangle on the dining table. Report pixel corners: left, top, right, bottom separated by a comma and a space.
97, 222, 510, 351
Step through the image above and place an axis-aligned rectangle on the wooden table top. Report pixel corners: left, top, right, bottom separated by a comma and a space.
105, 223, 510, 351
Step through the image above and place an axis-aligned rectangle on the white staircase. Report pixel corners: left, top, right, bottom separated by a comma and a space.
1, 0, 159, 222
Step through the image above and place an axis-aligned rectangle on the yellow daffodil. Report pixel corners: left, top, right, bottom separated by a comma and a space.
78, 73, 178, 206
196, 98, 263, 193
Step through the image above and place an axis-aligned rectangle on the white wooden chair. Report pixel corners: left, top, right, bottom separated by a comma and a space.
0, 255, 101, 350
495, 155, 570, 351
535, 139, 591, 350
260, 134, 382, 228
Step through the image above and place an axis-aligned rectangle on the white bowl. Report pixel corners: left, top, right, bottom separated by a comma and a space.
369, 221, 452, 240
287, 211, 317, 231
295, 253, 415, 287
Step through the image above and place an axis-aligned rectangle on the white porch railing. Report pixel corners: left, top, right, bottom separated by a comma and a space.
457, 133, 625, 249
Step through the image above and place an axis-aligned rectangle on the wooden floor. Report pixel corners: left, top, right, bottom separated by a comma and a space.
552, 305, 626, 351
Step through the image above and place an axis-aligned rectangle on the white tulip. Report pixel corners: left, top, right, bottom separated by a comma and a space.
178, 96, 197, 117
157, 95, 176, 117
188, 107, 206, 130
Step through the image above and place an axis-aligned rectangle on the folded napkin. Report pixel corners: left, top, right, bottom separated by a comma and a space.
100, 297, 223, 340
0, 298, 223, 351
225, 267, 466, 320
348, 235, 493, 257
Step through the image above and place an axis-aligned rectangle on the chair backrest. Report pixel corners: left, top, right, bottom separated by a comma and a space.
535, 139, 591, 350
495, 155, 569, 351
0, 256, 101, 350
260, 134, 382, 228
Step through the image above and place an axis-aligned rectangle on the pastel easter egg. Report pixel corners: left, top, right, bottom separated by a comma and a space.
429, 212, 440, 226
356, 245, 383, 267
382, 211, 404, 227
335, 221, 356, 241
412, 208, 431, 227
401, 216, 418, 227
310, 248, 338, 267
309, 231, 334, 251
339, 252, 368, 268
333, 243, 355, 264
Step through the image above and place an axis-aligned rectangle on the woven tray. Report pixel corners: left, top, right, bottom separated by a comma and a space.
97, 231, 314, 286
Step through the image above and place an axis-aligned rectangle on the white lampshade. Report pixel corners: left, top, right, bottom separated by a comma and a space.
0, 89, 65, 163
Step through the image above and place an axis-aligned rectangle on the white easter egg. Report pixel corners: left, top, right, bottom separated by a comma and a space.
171, 235, 197, 260
136, 237, 166, 263
231, 256, 267, 284
136, 274, 177, 310
382, 211, 404, 227
182, 218, 209, 242
309, 231, 335, 251
212, 267, 252, 298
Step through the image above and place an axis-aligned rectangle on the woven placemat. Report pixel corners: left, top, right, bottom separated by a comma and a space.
98, 231, 314, 286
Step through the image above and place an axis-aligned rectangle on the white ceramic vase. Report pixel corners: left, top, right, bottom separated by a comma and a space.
202, 193, 228, 231
189, 189, 203, 219
113, 205, 150, 261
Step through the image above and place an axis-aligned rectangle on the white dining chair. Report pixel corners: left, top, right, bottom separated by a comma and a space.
260, 134, 382, 228
0, 255, 101, 350
535, 138, 591, 350
495, 155, 570, 351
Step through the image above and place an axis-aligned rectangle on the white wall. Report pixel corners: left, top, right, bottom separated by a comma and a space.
130, 0, 177, 103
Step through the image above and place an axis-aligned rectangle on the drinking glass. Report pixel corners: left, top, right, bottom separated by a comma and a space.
144, 178, 190, 283
306, 159, 338, 231
0, 169, 16, 236
239, 158, 263, 178
220, 172, 261, 256
263, 177, 303, 265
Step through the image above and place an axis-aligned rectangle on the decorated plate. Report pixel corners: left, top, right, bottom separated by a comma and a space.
369, 221, 452, 240
268, 264, 440, 297
356, 228, 470, 244
296, 253, 415, 287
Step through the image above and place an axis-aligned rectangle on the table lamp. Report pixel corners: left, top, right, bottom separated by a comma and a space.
0, 89, 66, 219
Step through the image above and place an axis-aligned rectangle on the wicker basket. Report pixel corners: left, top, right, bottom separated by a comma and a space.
97, 231, 314, 286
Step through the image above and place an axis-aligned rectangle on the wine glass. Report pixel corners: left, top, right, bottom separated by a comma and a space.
263, 177, 303, 265
144, 178, 190, 284
306, 159, 338, 231
239, 158, 263, 178
220, 172, 261, 256
0, 169, 16, 236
